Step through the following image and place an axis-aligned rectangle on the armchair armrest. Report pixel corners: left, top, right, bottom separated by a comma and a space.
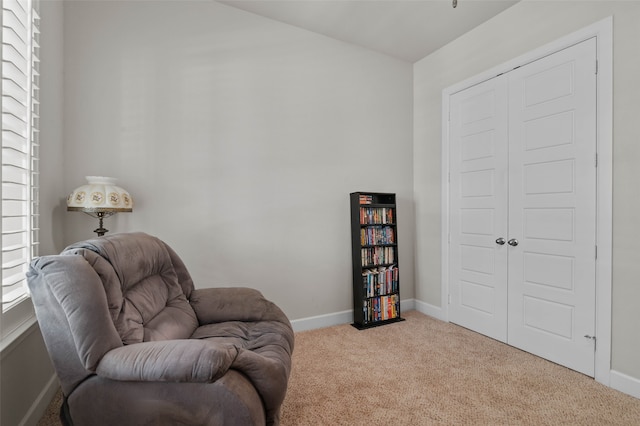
190, 287, 289, 325
96, 339, 237, 383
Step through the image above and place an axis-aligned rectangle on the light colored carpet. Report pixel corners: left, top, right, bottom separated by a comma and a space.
38, 310, 640, 425
280, 311, 639, 425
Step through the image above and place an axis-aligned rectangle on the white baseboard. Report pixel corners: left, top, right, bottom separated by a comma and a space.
610, 370, 640, 400
290, 298, 416, 332
21, 373, 59, 426
290, 309, 353, 332
414, 299, 446, 321
401, 298, 415, 312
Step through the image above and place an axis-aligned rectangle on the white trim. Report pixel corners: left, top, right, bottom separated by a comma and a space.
441, 87, 451, 324
401, 298, 415, 312
290, 309, 352, 332
610, 370, 640, 400
19, 374, 59, 426
0, 315, 38, 355
441, 17, 613, 386
593, 17, 613, 387
415, 299, 446, 322
290, 298, 416, 332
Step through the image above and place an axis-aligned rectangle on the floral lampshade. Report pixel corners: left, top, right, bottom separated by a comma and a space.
67, 176, 133, 213
67, 176, 133, 236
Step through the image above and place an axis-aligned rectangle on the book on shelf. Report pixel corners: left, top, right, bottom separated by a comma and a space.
361, 265, 399, 298
360, 246, 395, 267
362, 294, 399, 323
360, 225, 395, 246
359, 194, 373, 205
359, 207, 394, 225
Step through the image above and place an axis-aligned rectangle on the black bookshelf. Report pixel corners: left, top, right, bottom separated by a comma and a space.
350, 192, 404, 329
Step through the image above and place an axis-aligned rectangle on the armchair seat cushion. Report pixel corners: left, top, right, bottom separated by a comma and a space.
192, 321, 294, 355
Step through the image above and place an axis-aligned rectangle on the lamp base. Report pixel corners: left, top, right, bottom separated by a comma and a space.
83, 211, 116, 237
94, 225, 109, 237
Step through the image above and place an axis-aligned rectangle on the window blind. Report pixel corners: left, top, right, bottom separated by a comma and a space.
1, 0, 39, 314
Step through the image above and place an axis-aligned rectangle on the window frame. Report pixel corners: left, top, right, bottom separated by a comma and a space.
1, 0, 40, 347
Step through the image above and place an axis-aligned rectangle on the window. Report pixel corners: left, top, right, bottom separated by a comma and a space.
1, 0, 40, 342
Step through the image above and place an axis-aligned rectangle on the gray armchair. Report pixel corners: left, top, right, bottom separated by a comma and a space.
27, 232, 294, 426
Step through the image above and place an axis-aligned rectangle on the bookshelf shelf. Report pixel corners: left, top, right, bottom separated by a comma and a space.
350, 192, 404, 330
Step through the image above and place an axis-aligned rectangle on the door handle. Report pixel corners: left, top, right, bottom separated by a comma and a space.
508, 238, 519, 247
495, 237, 506, 245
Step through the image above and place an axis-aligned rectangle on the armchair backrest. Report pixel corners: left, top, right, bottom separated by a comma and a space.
27, 232, 200, 395
63, 233, 199, 344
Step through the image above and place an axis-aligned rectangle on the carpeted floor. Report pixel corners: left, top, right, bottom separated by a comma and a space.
280, 311, 640, 425
38, 310, 640, 425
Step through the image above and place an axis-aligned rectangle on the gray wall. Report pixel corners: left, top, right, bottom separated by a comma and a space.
62, 0, 415, 321
1, 327, 55, 426
414, 0, 640, 381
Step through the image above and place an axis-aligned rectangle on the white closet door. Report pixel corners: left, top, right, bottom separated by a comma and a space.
448, 77, 509, 342
507, 38, 597, 376
448, 37, 598, 376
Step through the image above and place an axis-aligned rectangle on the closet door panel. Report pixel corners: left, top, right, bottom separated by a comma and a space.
448, 77, 509, 342
506, 38, 597, 376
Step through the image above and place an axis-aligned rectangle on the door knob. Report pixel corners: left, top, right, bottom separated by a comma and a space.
495, 237, 506, 245
508, 238, 519, 247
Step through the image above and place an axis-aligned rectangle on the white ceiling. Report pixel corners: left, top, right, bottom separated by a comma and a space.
218, 0, 519, 63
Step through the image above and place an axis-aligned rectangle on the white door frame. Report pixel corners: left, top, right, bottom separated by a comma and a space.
441, 17, 613, 386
